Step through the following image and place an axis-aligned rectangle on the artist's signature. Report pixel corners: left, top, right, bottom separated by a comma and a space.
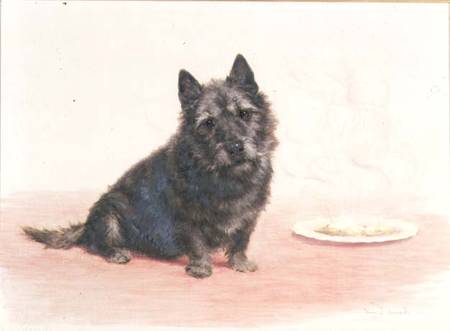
363, 303, 409, 315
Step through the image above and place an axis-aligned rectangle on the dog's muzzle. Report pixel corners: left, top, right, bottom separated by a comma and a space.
226, 141, 245, 159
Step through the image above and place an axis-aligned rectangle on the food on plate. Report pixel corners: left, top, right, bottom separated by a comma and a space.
315, 222, 399, 237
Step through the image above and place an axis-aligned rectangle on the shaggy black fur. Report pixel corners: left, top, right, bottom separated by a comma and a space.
23, 54, 278, 278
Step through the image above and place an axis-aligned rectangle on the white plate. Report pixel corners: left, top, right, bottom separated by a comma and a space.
292, 216, 418, 243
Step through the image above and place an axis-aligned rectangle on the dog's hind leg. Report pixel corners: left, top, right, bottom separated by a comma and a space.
105, 248, 132, 264
84, 213, 132, 264
103, 215, 132, 264
83, 193, 133, 264
85, 192, 131, 263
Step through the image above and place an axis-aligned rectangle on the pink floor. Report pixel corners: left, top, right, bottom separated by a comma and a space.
1, 192, 450, 327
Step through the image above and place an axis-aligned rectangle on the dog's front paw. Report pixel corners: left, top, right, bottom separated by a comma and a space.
185, 263, 213, 278
229, 256, 258, 273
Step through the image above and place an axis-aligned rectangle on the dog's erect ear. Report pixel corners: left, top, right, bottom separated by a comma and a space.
178, 69, 202, 106
227, 54, 258, 94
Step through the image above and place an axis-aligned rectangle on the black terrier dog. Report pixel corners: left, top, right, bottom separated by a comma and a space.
24, 54, 278, 278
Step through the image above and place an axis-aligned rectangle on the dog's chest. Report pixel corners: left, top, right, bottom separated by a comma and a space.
200, 214, 248, 249
188, 166, 268, 206
199, 186, 261, 240
215, 217, 246, 236
180, 162, 271, 234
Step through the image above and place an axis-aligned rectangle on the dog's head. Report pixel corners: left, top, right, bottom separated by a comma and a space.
177, 54, 277, 174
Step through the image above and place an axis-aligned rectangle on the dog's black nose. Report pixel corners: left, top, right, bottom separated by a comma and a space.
227, 141, 244, 155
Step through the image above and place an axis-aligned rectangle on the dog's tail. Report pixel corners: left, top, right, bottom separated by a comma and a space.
22, 223, 85, 249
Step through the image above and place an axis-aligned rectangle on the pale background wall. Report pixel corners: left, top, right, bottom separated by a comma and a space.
1, 2, 449, 215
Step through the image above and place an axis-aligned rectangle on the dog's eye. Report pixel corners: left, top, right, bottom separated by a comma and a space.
239, 109, 252, 121
204, 118, 215, 129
